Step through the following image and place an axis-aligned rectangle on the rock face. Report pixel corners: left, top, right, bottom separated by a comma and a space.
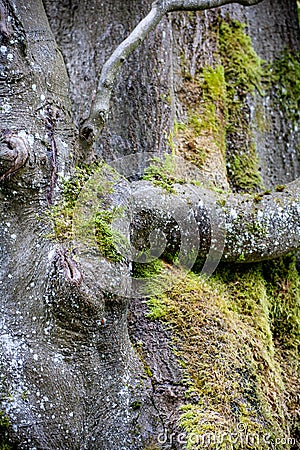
0, 0, 299, 449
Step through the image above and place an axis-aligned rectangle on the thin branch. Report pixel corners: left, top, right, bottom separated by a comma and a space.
80, 0, 263, 144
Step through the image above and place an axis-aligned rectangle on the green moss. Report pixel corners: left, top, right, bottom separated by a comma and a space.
143, 154, 196, 192
275, 185, 286, 192
143, 154, 177, 192
229, 146, 263, 192
218, 20, 265, 97
195, 65, 227, 145
146, 262, 300, 448
177, 21, 299, 195
49, 162, 105, 241
175, 65, 227, 169
253, 193, 263, 203
130, 400, 143, 410
218, 19, 265, 193
245, 220, 267, 236
237, 251, 245, 262
263, 255, 300, 351
217, 198, 226, 207
153, 15, 300, 449
94, 209, 125, 263
147, 296, 168, 320
270, 51, 300, 124
0, 412, 11, 450
133, 258, 163, 279
48, 162, 129, 262
133, 341, 154, 378
176, 20, 265, 192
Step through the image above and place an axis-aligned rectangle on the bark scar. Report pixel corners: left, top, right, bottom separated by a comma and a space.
0, 130, 29, 181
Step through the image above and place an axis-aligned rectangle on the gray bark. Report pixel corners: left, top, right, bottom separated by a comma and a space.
0, 0, 299, 448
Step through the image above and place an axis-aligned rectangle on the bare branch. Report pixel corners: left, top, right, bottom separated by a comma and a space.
132, 177, 300, 264
80, 0, 263, 144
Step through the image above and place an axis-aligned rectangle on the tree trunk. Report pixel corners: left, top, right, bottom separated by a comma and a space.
0, 0, 299, 449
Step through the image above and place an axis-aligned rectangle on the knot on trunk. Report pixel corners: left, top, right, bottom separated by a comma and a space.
0, 130, 29, 181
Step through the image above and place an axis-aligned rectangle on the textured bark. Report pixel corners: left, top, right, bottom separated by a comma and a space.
0, 0, 299, 449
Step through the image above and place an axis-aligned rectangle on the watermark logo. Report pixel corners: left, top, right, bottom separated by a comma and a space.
157, 426, 297, 447
72, 153, 226, 297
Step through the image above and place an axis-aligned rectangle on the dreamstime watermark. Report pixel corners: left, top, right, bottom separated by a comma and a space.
157, 428, 296, 447
72, 153, 226, 298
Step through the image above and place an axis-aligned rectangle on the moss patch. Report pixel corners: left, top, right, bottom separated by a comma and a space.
133, 341, 154, 378
218, 19, 265, 193
94, 210, 126, 263
132, 258, 163, 279
262, 255, 300, 351
218, 20, 265, 97
0, 411, 11, 450
270, 50, 300, 124
143, 155, 179, 193
147, 260, 300, 448
175, 65, 227, 173
49, 162, 104, 241
48, 162, 129, 261
142, 154, 201, 192
176, 19, 266, 192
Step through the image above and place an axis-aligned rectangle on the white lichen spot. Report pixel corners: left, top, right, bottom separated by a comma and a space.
0, 45, 7, 54
10, 234, 17, 240
40, 94, 45, 101
48, 248, 57, 262
16, 130, 34, 152
33, 354, 38, 361
7, 53, 13, 61
32, 84, 37, 91
230, 208, 238, 220
257, 210, 264, 219
1, 103, 12, 113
